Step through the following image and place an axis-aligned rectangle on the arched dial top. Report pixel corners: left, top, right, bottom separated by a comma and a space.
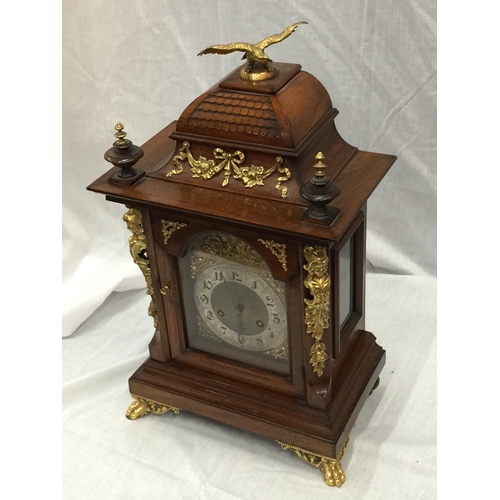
179, 230, 290, 372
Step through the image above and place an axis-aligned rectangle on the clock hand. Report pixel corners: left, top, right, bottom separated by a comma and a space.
235, 303, 245, 335
218, 271, 246, 335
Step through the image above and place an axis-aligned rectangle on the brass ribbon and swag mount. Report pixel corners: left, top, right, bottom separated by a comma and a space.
89, 21, 397, 488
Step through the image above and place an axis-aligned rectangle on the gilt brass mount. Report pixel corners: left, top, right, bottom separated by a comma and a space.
198, 22, 307, 81
123, 208, 158, 329
126, 395, 181, 420
167, 142, 290, 198
161, 219, 187, 244
303, 245, 330, 376
277, 441, 347, 487
258, 239, 288, 271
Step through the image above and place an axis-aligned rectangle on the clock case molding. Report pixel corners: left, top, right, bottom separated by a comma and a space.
88, 63, 396, 460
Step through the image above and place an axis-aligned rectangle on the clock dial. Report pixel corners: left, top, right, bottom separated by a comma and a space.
179, 230, 290, 374
194, 264, 287, 352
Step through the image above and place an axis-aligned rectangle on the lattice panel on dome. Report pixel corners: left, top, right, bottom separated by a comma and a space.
187, 91, 281, 139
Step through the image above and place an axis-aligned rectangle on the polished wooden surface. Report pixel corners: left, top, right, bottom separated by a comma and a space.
174, 64, 332, 150
117, 200, 383, 458
88, 121, 395, 243
158, 116, 357, 206
129, 327, 384, 458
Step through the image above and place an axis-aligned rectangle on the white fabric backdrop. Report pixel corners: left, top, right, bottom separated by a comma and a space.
63, 0, 436, 497
63, 275, 436, 499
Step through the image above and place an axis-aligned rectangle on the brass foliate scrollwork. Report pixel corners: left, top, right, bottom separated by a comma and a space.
277, 441, 346, 487
197, 315, 223, 343
309, 341, 328, 375
126, 395, 181, 420
303, 246, 330, 376
166, 142, 290, 198
190, 256, 216, 278
161, 219, 187, 244
258, 239, 287, 271
262, 340, 289, 360
200, 233, 262, 263
123, 208, 158, 328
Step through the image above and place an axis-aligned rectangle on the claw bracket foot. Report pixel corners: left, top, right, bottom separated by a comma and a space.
277, 439, 349, 487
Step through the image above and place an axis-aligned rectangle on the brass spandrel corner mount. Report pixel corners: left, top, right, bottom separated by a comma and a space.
198, 22, 307, 81
258, 239, 288, 271
161, 219, 187, 244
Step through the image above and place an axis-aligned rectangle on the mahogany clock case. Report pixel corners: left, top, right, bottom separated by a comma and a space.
129, 207, 381, 460
88, 63, 396, 460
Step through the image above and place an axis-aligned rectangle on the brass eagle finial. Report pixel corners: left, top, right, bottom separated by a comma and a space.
198, 21, 308, 81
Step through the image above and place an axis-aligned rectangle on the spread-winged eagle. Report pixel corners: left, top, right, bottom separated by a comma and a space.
198, 22, 307, 73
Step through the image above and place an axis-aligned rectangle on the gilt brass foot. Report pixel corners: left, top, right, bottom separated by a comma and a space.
277, 439, 349, 487
126, 394, 181, 420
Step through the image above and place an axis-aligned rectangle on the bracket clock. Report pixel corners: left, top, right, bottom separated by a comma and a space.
87, 23, 396, 487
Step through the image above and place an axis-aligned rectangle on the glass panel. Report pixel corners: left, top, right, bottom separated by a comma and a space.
339, 237, 352, 328
178, 231, 290, 375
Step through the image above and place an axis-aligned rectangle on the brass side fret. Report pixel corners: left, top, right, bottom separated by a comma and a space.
303, 246, 330, 376
123, 208, 158, 328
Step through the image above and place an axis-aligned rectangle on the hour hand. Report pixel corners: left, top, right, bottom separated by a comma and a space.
235, 303, 245, 335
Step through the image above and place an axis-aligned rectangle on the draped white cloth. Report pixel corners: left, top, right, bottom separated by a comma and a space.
63, 1, 436, 498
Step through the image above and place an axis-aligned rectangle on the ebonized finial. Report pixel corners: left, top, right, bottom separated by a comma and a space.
299, 152, 341, 226
104, 123, 145, 186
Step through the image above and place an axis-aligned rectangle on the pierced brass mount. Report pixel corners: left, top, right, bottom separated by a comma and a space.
123, 208, 158, 328
303, 246, 330, 376
161, 219, 187, 244
258, 239, 288, 271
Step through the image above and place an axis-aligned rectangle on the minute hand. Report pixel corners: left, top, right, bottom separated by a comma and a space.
221, 271, 246, 335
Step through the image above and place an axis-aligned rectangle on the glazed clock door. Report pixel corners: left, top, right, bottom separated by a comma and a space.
178, 231, 290, 375
148, 210, 304, 395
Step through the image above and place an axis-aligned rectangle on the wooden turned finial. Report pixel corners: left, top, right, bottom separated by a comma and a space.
299, 152, 341, 226
104, 122, 145, 186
